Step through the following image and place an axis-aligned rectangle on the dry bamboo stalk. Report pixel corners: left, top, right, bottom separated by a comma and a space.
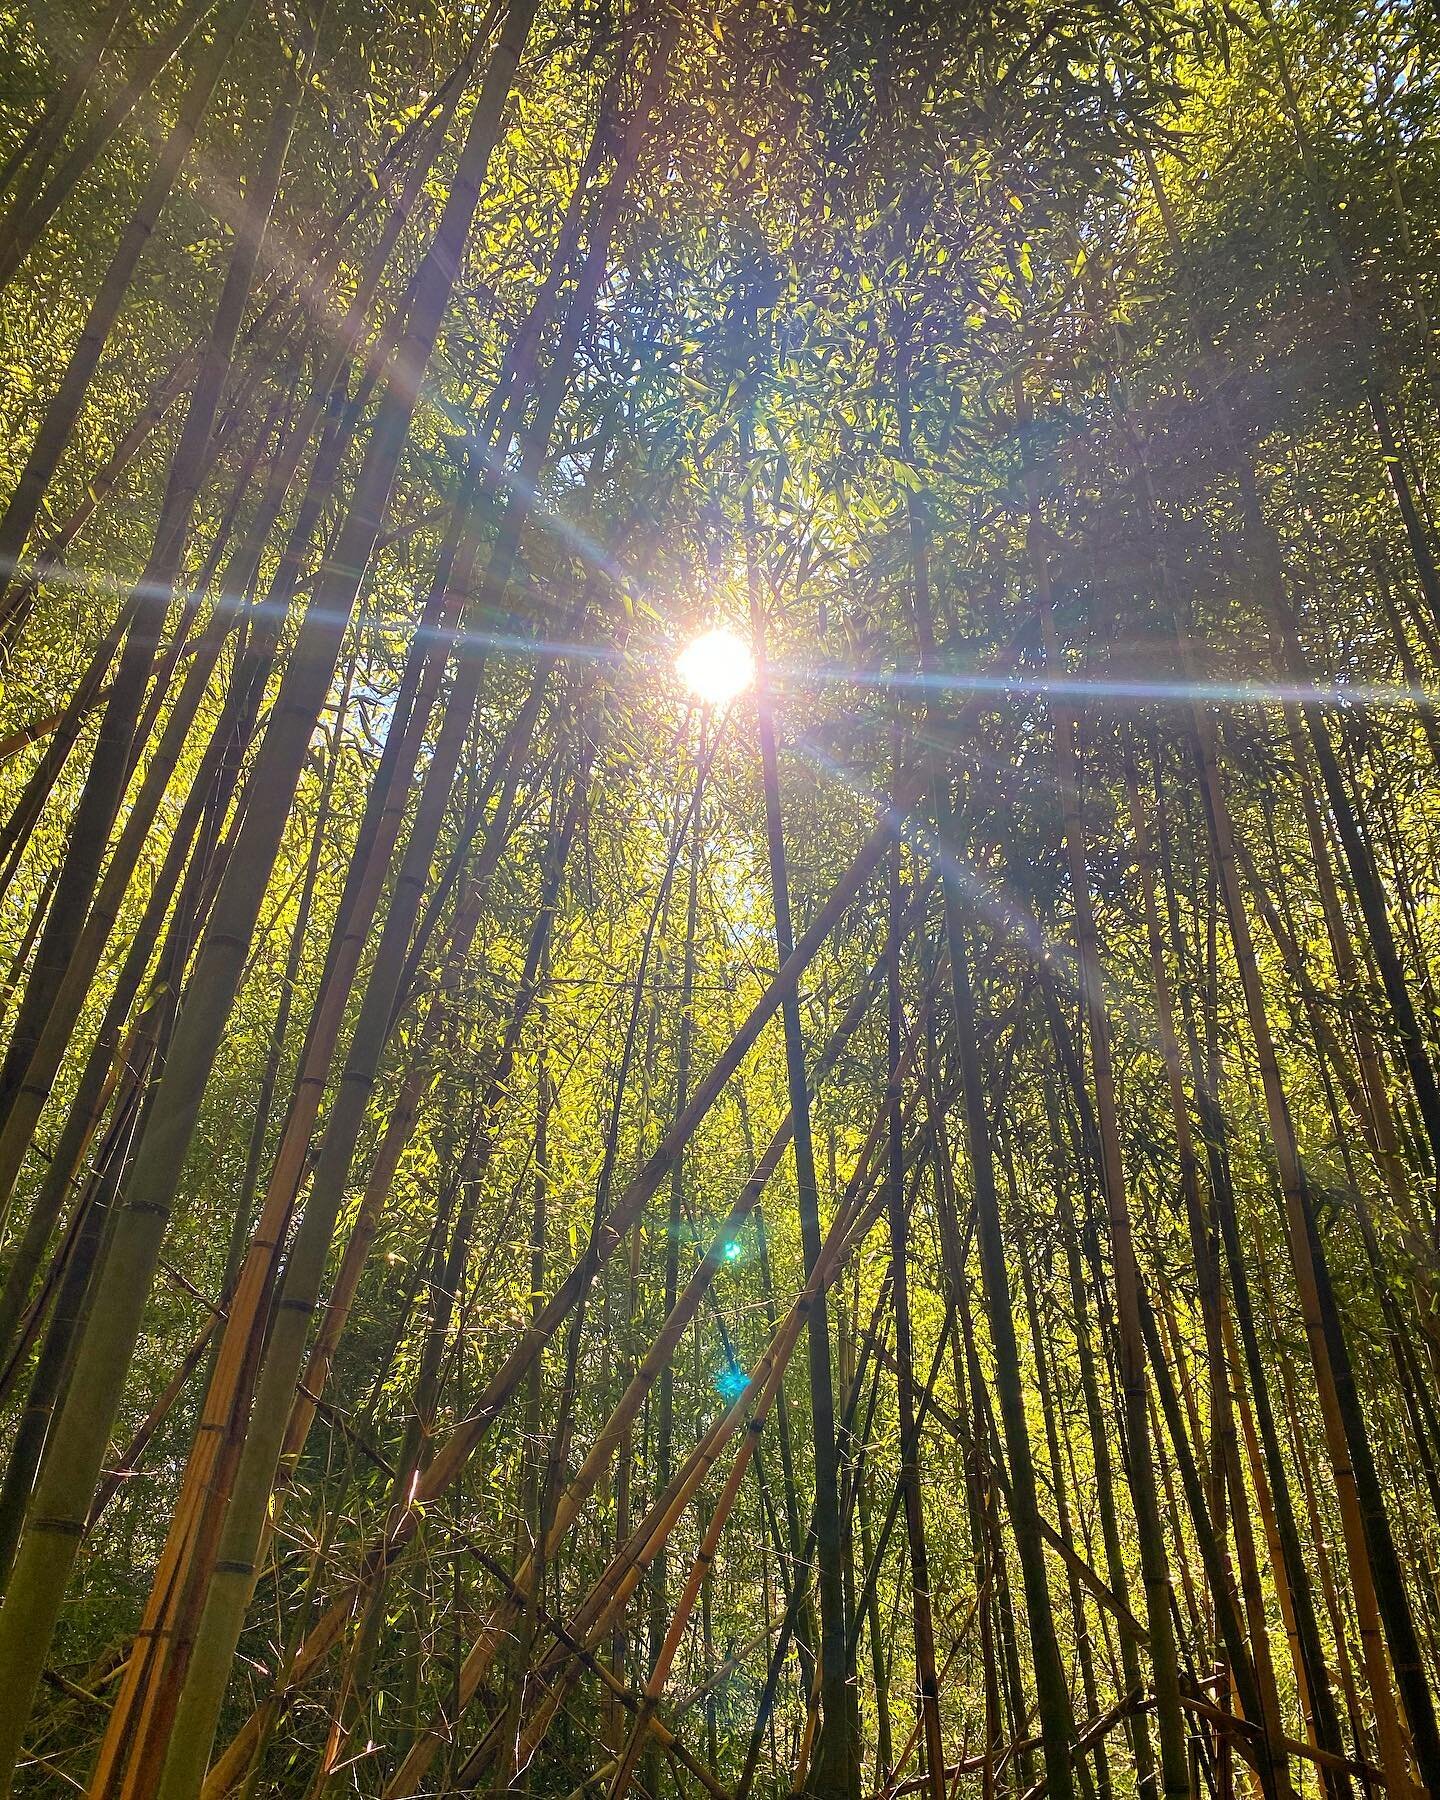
1183, 669, 1418, 1798
204, 619, 1028, 1800
380, 903, 933, 1796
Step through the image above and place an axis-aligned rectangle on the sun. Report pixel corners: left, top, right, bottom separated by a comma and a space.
675, 626, 755, 707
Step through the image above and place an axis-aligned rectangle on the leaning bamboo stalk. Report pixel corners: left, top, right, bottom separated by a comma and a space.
378, 897, 924, 1796
0, 665, 261, 1561
441, 1330, 805, 1793
876, 1593, 983, 1800
0, 539, 285, 1375
0, 46, 298, 1218
2, 333, 290, 820
0, 42, 418, 645
0, 336, 261, 870
83, 656, 357, 1537
1278, 707, 1436, 1270
96, 490, 479, 1794
1253, 0, 1440, 638
1123, 747, 1227, 1488
0, 891, 186, 1392
0, 0, 461, 1029
112, 596, 567, 1800
935, 1182, 1004, 1792
1180, 645, 1421, 1798
0, 328, 194, 767
1229, 821, 1438, 1339
0, 0, 255, 599
188, 71, 615, 1429
472, 1065, 906, 1796
456, 1534, 732, 1800
1372, 552, 1440, 784
606, 1302, 789, 1800
488, 968, 954, 1795
0, 5, 541, 1777
0, 867, 56, 1024
218, 652, 363, 1318
85, 1312, 221, 1530
0, 702, 74, 764
171, 784, 587, 1789
0, 0, 134, 207
0, 0, 221, 291
0, 877, 215, 1577
0, 401, 291, 1230
277, 1036, 440, 1473
0, 1074, 148, 1588
0, 602, 130, 910
446, 756, 942, 1781
199, 691, 976, 1796
1255, 542, 1440, 1241
121, 58, 659, 1788
1036, 1048, 1158, 1783
1144, 124, 1440, 1201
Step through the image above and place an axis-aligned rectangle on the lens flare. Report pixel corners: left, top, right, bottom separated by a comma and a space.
714, 1361, 750, 1404
676, 627, 754, 706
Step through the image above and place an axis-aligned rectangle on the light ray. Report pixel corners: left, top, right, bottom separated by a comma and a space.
800, 660, 1439, 713
12, 554, 1439, 723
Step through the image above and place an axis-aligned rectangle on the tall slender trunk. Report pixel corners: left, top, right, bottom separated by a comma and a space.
882, 813, 946, 1800
200, 752, 930, 1798
745, 444, 856, 1800
1105, 169, 1424, 1774
897, 338, 1077, 1796
1123, 752, 1297, 1798
644, 717, 705, 1798
0, 0, 134, 204
0, 390, 292, 1231
0, 0, 254, 595
0, 7, 540, 1777
1028, 473, 1190, 1793
0, 650, 258, 1588
0, 0, 220, 290
0, 39, 296, 1205
1180, 672, 1422, 1794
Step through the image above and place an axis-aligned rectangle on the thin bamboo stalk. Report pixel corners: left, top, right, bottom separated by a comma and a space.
1028, 478, 1190, 1793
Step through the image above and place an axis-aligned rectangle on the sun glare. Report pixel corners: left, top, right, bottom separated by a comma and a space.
675, 626, 754, 707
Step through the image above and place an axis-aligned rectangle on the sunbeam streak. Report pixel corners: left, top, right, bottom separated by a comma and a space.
790, 739, 1065, 977
802, 660, 1440, 713
12, 553, 1440, 718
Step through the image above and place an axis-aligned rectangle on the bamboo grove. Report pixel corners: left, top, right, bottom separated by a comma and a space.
1, 0, 1439, 1794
